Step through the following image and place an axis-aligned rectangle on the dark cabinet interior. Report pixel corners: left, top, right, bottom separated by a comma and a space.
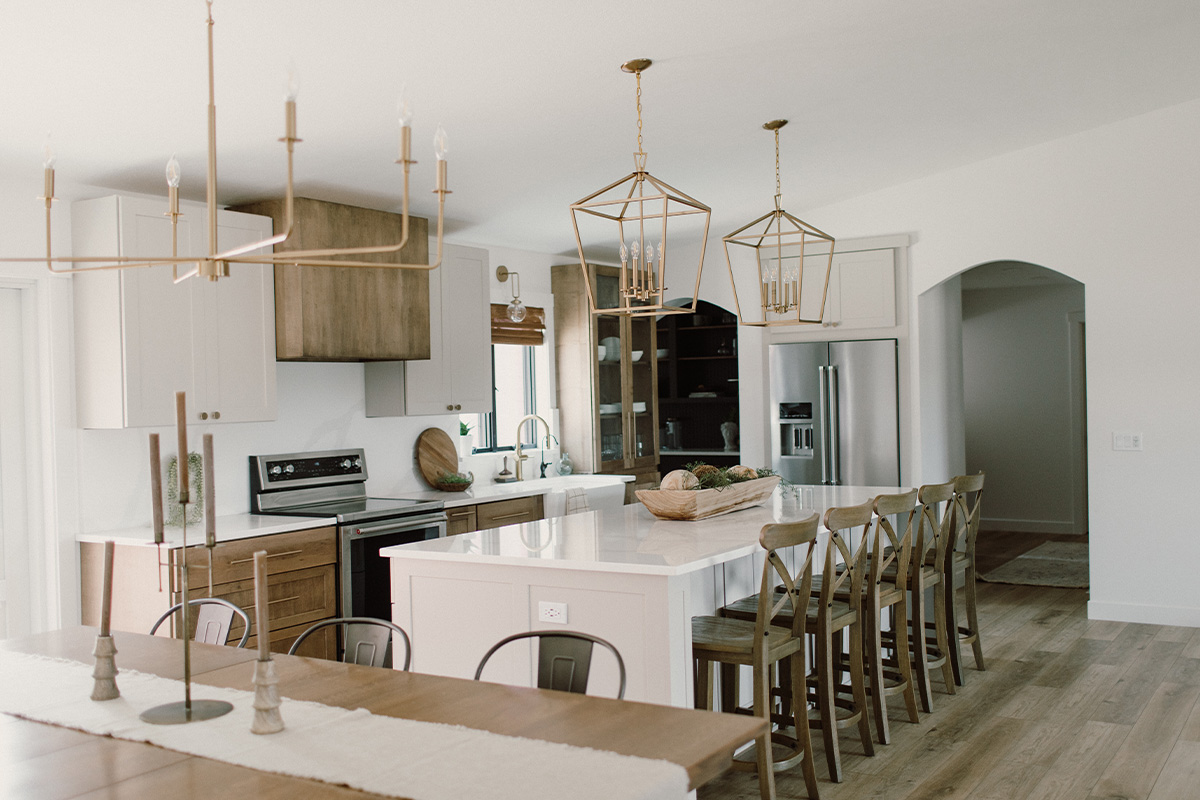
656, 300, 740, 473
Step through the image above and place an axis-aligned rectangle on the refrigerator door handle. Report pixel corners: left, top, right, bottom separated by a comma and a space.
828, 365, 841, 485
818, 366, 831, 484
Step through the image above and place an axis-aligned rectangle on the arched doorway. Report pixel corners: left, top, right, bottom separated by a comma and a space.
958, 261, 1087, 538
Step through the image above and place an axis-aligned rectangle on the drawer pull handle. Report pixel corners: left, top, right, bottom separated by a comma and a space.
489, 512, 532, 521
228, 549, 304, 566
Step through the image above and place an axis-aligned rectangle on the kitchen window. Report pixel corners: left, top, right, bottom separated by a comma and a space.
462, 342, 551, 453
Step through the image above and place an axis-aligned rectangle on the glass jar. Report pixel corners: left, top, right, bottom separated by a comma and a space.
557, 451, 573, 475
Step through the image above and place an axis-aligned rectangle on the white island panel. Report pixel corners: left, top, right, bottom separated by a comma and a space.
386, 485, 905, 706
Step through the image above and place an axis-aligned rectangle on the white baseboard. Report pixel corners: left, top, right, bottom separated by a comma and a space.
980, 517, 1080, 535
1088, 600, 1200, 628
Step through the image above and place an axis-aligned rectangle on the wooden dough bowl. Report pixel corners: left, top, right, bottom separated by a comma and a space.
636, 476, 781, 521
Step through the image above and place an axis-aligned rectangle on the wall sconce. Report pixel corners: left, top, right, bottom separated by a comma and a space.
496, 265, 526, 322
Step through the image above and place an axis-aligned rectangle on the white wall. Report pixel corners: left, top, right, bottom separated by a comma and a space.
736, 97, 1200, 627
917, 275, 966, 484
962, 283, 1085, 533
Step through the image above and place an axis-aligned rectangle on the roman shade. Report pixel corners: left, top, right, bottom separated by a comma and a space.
491, 303, 546, 345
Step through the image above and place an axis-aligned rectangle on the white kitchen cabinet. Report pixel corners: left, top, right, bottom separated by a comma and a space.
364, 243, 490, 416
800, 247, 896, 330
72, 196, 277, 428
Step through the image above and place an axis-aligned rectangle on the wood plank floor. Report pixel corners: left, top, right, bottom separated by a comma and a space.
699, 532, 1200, 800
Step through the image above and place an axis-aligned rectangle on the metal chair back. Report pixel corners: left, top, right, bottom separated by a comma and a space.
474, 630, 626, 699
148, 598, 251, 648
287, 617, 412, 670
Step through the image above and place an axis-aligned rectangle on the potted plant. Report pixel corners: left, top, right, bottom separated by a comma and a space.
458, 421, 474, 458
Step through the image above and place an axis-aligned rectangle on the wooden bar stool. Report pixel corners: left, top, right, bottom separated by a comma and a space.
945, 472, 986, 684
692, 515, 821, 800
861, 490, 921, 744
904, 481, 957, 712
722, 500, 876, 783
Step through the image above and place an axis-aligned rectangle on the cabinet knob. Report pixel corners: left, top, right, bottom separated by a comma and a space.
454, 404, 462, 411
446, 404, 454, 411
212, 411, 220, 420
199, 412, 208, 420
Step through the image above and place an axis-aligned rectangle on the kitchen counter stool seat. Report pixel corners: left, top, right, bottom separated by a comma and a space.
692, 516, 821, 800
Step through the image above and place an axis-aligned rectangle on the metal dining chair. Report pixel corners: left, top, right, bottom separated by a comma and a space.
149, 597, 251, 648
288, 617, 412, 670
474, 630, 626, 699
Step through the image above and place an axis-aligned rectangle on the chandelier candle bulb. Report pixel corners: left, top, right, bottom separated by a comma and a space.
175, 392, 189, 504
253, 550, 271, 661
203, 434, 216, 548
149, 434, 164, 543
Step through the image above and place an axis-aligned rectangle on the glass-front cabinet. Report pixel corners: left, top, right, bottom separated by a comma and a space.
552, 264, 659, 491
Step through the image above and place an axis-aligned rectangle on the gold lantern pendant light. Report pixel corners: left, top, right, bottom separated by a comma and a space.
569, 59, 711, 316
722, 119, 834, 326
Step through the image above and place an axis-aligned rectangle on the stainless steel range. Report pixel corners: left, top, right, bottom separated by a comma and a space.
249, 449, 446, 621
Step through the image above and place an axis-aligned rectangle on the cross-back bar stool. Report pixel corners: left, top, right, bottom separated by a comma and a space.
861, 489, 921, 744
904, 481, 957, 712
721, 499, 876, 783
692, 515, 821, 800
945, 472, 986, 684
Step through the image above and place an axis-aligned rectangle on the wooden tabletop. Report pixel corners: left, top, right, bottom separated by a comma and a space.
1, 627, 765, 797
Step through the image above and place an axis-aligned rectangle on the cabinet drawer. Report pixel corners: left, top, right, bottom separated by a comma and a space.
475, 495, 544, 530
181, 564, 337, 644
446, 505, 477, 535
173, 526, 336, 588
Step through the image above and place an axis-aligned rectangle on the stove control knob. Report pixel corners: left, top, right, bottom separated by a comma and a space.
269, 465, 282, 476
354, 457, 363, 468
341, 459, 352, 469
284, 464, 295, 474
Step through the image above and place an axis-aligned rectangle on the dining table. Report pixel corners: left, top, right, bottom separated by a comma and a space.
0, 626, 766, 799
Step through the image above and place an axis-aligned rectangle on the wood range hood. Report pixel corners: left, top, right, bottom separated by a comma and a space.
231, 197, 431, 362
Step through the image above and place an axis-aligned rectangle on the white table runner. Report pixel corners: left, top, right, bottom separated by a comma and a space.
0, 650, 687, 800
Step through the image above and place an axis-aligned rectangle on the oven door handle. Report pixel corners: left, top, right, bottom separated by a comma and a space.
347, 513, 448, 537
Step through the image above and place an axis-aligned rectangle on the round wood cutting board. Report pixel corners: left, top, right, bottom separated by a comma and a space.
416, 427, 459, 488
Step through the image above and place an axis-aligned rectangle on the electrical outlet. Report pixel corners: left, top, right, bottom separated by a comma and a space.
1113, 432, 1143, 451
538, 601, 568, 624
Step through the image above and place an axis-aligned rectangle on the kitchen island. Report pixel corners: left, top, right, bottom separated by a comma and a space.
385, 484, 904, 707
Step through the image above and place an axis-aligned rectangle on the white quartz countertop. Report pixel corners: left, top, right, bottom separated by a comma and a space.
396, 474, 634, 509
381, 485, 907, 577
76, 513, 337, 548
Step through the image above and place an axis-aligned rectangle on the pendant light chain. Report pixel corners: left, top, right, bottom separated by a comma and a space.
774, 128, 782, 207
635, 69, 645, 157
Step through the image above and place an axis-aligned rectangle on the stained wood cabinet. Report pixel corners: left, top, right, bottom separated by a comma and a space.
230, 197, 431, 362
552, 263, 659, 490
71, 196, 277, 428
364, 243, 491, 416
79, 526, 339, 660
444, 496, 544, 535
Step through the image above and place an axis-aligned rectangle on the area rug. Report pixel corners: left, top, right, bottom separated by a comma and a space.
979, 541, 1089, 588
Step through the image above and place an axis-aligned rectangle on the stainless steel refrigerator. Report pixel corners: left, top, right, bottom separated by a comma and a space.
769, 339, 899, 485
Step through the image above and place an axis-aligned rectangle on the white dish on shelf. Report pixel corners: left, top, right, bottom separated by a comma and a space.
656, 348, 669, 358
598, 403, 622, 414
632, 401, 647, 413
631, 350, 643, 361
688, 392, 718, 398
600, 337, 621, 360
597, 346, 606, 360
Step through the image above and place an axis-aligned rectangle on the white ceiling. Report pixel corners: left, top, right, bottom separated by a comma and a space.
2, 1, 1198, 260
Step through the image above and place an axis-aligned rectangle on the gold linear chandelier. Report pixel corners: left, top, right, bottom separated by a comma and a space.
723, 119, 834, 326
4, 0, 448, 282
569, 59, 710, 317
